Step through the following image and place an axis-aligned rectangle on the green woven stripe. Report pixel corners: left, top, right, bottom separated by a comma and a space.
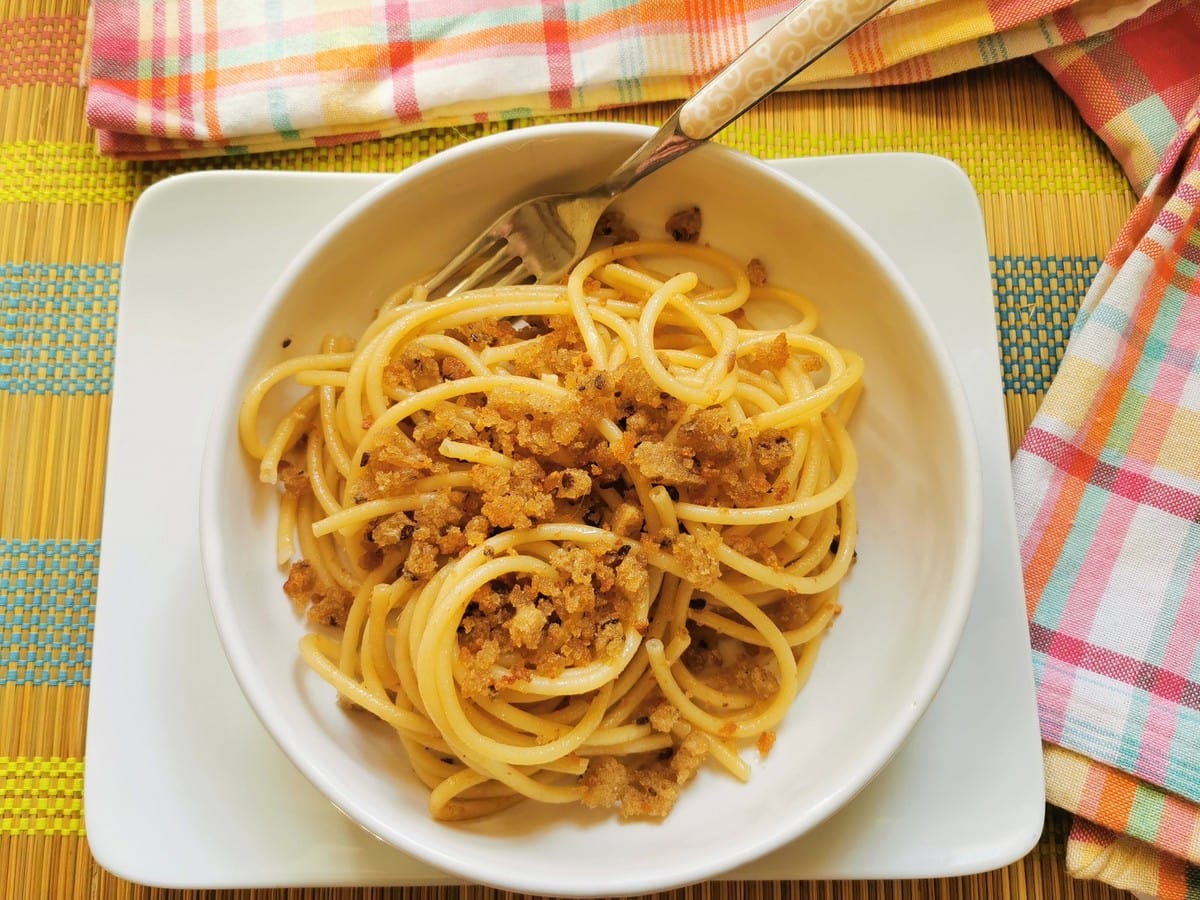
994, 254, 1101, 394
0, 539, 97, 686
1, 263, 120, 395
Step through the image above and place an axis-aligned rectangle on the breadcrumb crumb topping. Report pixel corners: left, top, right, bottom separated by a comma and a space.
271, 226, 853, 820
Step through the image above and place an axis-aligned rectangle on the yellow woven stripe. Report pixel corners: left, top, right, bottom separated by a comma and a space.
0, 127, 508, 203
543, 112, 1127, 193
0, 142, 144, 204
4, 122, 1130, 205
0, 757, 84, 836
715, 126, 1129, 194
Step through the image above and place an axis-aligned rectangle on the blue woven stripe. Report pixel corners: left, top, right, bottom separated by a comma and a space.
0, 263, 120, 395
0, 256, 1087, 396
993, 254, 1101, 394
0, 539, 97, 685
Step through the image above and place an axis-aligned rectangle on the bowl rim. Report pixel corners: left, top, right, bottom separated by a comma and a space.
199, 121, 983, 896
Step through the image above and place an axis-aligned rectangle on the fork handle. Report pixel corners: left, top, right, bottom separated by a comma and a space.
600, 0, 895, 197
677, 0, 897, 141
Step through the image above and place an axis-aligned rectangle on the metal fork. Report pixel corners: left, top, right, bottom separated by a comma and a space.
424, 0, 897, 297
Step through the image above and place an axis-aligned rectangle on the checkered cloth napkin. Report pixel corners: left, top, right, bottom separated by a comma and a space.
84, 0, 1157, 159
83, 0, 1200, 896
1022, 0, 1200, 895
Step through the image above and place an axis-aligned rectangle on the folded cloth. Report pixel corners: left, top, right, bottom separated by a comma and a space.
85, 0, 1157, 160
1019, 1, 1200, 894
1046, 745, 1200, 894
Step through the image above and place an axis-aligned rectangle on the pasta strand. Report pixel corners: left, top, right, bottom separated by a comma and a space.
240, 239, 862, 821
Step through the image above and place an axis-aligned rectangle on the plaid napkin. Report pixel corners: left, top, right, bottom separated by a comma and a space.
85, 0, 1158, 160
1020, 0, 1200, 895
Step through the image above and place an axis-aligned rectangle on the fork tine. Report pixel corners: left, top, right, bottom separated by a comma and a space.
424, 234, 504, 295
493, 262, 531, 288
447, 243, 515, 296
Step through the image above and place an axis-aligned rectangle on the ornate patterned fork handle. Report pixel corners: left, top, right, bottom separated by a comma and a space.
678, 0, 899, 141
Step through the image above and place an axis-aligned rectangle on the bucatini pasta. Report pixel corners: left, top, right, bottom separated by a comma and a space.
239, 233, 863, 821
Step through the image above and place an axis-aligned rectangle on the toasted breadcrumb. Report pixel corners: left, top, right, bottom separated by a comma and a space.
722, 651, 781, 698
581, 730, 710, 818
370, 511, 414, 548
594, 209, 640, 244
455, 539, 646, 694
439, 357, 470, 381
756, 730, 777, 757
471, 458, 555, 529
746, 258, 768, 286
648, 702, 680, 733
668, 526, 724, 586
543, 467, 592, 500
747, 333, 789, 371
283, 560, 353, 626
631, 440, 705, 488
665, 206, 702, 243
610, 503, 644, 538
277, 459, 310, 496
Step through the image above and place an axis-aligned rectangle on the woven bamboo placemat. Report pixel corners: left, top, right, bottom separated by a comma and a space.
0, 0, 1142, 895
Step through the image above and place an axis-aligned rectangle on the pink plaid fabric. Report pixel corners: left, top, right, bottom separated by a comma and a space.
1039, 0, 1200, 192
1022, 1, 1200, 893
84, 0, 1158, 160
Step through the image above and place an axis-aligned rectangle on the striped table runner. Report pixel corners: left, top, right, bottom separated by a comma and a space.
0, 0, 1141, 896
